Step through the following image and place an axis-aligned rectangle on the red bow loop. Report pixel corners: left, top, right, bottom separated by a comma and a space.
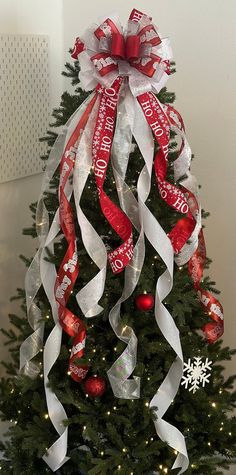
125, 35, 140, 60
91, 52, 118, 77
71, 37, 85, 59
111, 32, 125, 59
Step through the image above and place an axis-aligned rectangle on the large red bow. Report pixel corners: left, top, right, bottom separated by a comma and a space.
72, 9, 169, 79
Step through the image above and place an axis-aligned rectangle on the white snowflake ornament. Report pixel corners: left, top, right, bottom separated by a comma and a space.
181, 357, 212, 394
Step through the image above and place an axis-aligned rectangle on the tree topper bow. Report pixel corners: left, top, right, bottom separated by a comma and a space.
71, 8, 172, 96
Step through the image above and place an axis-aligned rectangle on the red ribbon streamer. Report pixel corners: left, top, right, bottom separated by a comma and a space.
55, 94, 97, 382
138, 94, 224, 343
189, 230, 224, 343
138, 92, 195, 254
92, 79, 134, 274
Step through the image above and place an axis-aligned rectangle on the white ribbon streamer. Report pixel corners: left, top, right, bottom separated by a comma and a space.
26, 95, 95, 472
107, 85, 144, 399
130, 97, 189, 473
107, 81, 189, 471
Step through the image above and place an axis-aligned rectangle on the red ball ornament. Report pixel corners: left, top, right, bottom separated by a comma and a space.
135, 293, 154, 311
84, 375, 106, 398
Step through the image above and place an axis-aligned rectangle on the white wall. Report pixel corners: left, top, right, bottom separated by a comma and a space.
0, 0, 64, 109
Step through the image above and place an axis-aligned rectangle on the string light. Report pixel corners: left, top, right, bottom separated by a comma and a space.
102, 356, 106, 361
219, 389, 223, 394
121, 325, 129, 337
211, 402, 216, 408
46, 315, 50, 319
83, 426, 86, 430
100, 451, 104, 456
118, 465, 121, 470
44, 413, 49, 420
207, 442, 211, 446
163, 469, 168, 474
159, 465, 163, 470
150, 437, 154, 442
67, 371, 71, 376
229, 432, 232, 436
113, 406, 117, 410
122, 448, 127, 453
107, 411, 111, 416
145, 402, 149, 407
145, 440, 148, 445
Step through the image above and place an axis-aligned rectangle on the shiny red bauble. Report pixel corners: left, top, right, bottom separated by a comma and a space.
84, 375, 106, 398
135, 293, 154, 311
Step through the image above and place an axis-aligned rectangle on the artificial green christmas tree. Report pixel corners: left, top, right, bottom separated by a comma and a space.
1, 9, 236, 475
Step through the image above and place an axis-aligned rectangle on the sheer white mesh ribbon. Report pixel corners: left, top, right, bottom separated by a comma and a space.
109, 83, 189, 472
20, 95, 95, 471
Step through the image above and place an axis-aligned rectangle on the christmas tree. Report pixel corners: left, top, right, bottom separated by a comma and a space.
1, 9, 236, 475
